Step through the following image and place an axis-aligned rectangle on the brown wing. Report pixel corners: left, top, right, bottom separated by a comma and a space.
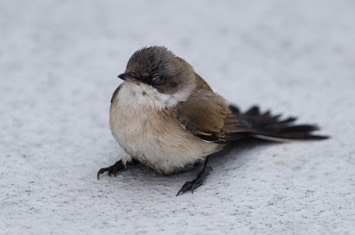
223, 112, 253, 141
176, 90, 252, 143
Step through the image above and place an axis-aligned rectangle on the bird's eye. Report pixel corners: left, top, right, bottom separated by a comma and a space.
151, 75, 164, 85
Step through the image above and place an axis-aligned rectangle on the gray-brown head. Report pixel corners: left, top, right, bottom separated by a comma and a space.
118, 47, 196, 108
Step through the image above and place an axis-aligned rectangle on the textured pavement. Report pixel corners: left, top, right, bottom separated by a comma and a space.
1, 1, 354, 234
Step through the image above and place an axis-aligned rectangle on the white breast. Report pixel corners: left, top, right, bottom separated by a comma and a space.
109, 82, 221, 174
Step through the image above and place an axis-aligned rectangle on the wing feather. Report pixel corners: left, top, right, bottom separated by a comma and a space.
176, 91, 252, 143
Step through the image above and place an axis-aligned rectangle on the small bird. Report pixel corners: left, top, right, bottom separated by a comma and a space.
97, 46, 328, 196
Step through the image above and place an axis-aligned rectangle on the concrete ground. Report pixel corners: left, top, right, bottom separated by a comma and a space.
1, 1, 354, 234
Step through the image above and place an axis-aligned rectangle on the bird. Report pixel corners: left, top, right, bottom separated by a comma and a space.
97, 46, 328, 196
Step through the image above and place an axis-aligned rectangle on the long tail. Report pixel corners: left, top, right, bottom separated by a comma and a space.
230, 105, 329, 141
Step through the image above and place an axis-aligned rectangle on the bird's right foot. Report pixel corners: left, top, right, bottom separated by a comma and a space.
97, 160, 125, 179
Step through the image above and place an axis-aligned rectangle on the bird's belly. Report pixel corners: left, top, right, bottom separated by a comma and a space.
110, 105, 220, 175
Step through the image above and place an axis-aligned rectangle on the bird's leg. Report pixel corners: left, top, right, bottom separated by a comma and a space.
176, 156, 212, 196
126, 159, 140, 166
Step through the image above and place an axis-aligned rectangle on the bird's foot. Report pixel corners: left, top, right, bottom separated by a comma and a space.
176, 166, 212, 196
97, 160, 125, 179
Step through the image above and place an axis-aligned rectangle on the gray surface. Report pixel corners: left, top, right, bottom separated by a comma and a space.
1, 1, 354, 234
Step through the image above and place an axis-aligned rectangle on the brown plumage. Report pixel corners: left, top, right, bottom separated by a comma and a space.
97, 46, 329, 196
175, 73, 328, 145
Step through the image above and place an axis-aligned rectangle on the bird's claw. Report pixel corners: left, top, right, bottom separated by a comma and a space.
176, 166, 212, 196
97, 160, 125, 179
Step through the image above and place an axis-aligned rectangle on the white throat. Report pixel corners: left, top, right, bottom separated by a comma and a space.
117, 82, 193, 110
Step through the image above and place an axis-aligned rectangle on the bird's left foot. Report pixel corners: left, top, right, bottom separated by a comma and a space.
176, 156, 212, 196
176, 166, 212, 196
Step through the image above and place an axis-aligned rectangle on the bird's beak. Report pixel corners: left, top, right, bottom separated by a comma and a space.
118, 73, 127, 81
118, 73, 138, 84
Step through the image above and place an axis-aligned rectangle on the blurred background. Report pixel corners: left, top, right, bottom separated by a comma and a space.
1, 0, 354, 234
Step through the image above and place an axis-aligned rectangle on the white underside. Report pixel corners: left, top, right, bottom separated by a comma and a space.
110, 82, 221, 174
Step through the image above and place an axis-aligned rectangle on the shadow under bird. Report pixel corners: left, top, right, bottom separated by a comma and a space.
97, 46, 328, 196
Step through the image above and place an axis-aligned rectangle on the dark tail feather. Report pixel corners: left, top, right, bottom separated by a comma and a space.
230, 105, 329, 141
